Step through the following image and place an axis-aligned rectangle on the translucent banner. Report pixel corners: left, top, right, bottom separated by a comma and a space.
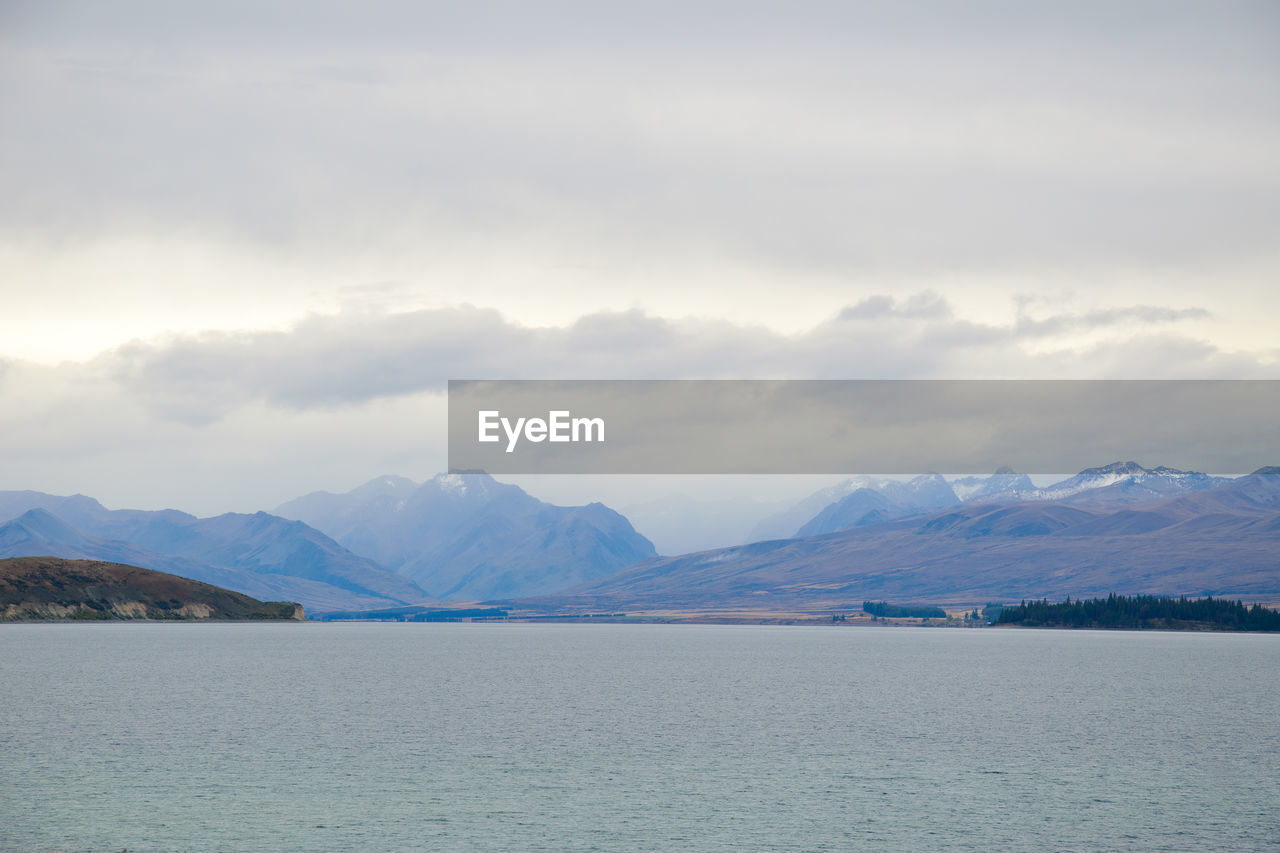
447, 380, 1280, 474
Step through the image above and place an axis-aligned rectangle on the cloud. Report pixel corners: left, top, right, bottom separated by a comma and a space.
107, 306, 527, 421
3, 1, 1278, 278
83, 295, 1273, 425
2, 1, 1278, 367
1012, 305, 1213, 338
1, 296, 1274, 515
2, 3, 1278, 513
839, 292, 954, 321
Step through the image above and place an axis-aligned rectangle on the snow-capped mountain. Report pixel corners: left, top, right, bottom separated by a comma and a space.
794, 474, 962, 537
557, 467, 1280, 611
749, 474, 961, 541
950, 467, 1036, 502
1029, 461, 1229, 507
759, 463, 1232, 541
874, 473, 961, 511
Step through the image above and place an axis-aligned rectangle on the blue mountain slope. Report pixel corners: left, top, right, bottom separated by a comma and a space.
549, 467, 1280, 609
277, 472, 657, 600
0, 493, 425, 611
796, 489, 902, 536
0, 509, 405, 611
783, 463, 1233, 540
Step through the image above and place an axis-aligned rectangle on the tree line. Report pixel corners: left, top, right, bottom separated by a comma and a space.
994, 593, 1280, 631
863, 601, 947, 619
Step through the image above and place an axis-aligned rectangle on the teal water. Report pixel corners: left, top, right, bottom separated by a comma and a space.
2, 623, 1278, 851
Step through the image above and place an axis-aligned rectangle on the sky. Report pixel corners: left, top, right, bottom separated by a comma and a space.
1, 0, 1278, 529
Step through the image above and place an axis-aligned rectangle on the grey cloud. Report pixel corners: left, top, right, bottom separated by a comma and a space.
97, 297, 1274, 424
1013, 306, 1213, 338
109, 306, 531, 422
7, 2, 1276, 55
4, 0, 1278, 515
4, 299, 1274, 515
2, 1, 1277, 277
840, 292, 953, 321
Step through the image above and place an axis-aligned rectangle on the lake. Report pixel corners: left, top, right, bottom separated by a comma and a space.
2, 623, 1277, 851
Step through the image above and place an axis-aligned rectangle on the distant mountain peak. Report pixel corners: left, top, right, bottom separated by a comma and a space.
775, 460, 1237, 541
950, 468, 1035, 504
3, 507, 87, 543
0, 493, 423, 612
1093, 460, 1144, 472
1068, 460, 1211, 483
431, 471, 488, 492
422, 470, 509, 504
1030, 461, 1227, 508
435, 472, 469, 493
275, 472, 655, 601
350, 475, 419, 498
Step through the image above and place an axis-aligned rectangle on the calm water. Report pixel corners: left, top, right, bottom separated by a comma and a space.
2, 623, 1278, 852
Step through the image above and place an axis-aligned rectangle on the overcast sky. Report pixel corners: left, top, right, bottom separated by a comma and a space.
1, 1, 1278, 516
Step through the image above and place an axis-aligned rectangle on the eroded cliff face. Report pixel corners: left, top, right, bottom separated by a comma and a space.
112, 601, 149, 618
1, 597, 304, 621
3, 601, 81, 620
2, 599, 154, 620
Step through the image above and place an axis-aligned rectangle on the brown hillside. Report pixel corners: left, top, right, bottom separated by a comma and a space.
0, 556, 304, 621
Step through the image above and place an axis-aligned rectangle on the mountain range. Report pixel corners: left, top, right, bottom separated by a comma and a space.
756, 462, 1231, 539
0, 496, 422, 612
0, 474, 657, 610
275, 472, 657, 600
1, 461, 1273, 616
539, 466, 1280, 611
